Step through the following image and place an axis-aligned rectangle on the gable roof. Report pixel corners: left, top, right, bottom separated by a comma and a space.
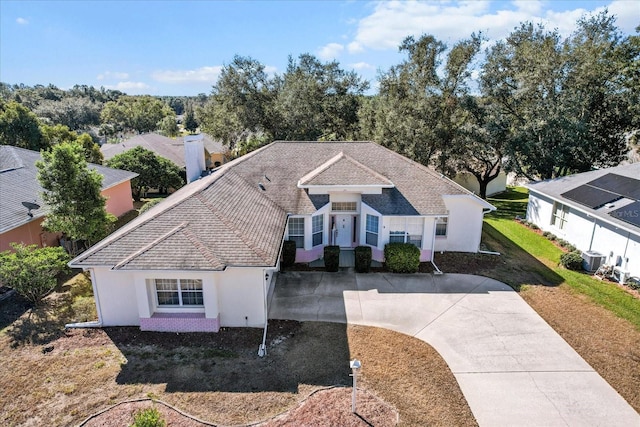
201, 134, 226, 155
101, 133, 186, 167
298, 152, 394, 188
0, 145, 138, 234
70, 141, 491, 270
527, 163, 640, 234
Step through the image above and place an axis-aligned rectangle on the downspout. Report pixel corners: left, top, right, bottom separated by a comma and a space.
430, 217, 443, 275
65, 268, 103, 328
258, 214, 290, 357
588, 217, 597, 251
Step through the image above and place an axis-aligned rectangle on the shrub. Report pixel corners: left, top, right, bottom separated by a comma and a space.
0, 243, 70, 304
530, 223, 540, 230
354, 246, 372, 273
281, 240, 297, 270
139, 198, 163, 214
560, 250, 583, 271
324, 245, 340, 272
565, 244, 577, 252
71, 296, 97, 322
384, 243, 420, 273
542, 231, 552, 238
130, 407, 166, 427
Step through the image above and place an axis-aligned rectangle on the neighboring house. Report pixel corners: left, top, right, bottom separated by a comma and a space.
0, 145, 138, 253
526, 163, 640, 279
201, 134, 229, 168
453, 171, 507, 197
101, 133, 187, 168
69, 141, 494, 333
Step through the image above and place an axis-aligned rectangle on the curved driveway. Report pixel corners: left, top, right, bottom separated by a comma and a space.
268, 271, 639, 426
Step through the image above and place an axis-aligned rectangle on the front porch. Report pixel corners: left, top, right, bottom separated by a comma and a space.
308, 249, 384, 268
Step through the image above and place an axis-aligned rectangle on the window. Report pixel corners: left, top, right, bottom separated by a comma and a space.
312, 214, 323, 246
389, 217, 423, 247
435, 218, 448, 236
155, 279, 203, 306
332, 201, 357, 212
288, 217, 305, 248
365, 214, 379, 246
551, 202, 569, 230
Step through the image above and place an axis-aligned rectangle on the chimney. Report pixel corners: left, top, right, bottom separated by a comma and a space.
184, 134, 206, 184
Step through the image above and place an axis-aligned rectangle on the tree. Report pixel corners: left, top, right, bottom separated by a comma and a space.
34, 97, 101, 130
37, 142, 115, 254
360, 33, 481, 175
105, 146, 184, 201
158, 116, 179, 137
101, 96, 175, 134
0, 243, 70, 305
40, 124, 103, 164
198, 55, 277, 150
183, 105, 198, 133
275, 54, 369, 141
0, 101, 46, 150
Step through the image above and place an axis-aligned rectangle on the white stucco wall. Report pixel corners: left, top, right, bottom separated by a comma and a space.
527, 191, 640, 278
89, 266, 268, 329
441, 195, 487, 252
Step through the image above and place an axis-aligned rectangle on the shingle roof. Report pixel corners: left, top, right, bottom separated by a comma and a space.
0, 145, 138, 234
70, 141, 490, 270
298, 152, 394, 187
527, 163, 640, 234
101, 133, 186, 167
201, 134, 226, 155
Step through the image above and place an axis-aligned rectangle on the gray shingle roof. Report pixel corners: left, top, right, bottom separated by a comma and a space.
527, 163, 640, 234
101, 133, 186, 167
70, 141, 490, 270
0, 145, 138, 234
298, 152, 394, 187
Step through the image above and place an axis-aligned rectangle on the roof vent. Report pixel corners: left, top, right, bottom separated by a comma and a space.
264, 174, 271, 182
258, 183, 266, 191
605, 203, 615, 209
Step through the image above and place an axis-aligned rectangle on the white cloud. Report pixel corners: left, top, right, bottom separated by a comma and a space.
16, 17, 28, 25
151, 66, 222, 84
318, 43, 345, 60
104, 81, 150, 92
350, 62, 375, 70
97, 71, 130, 81
264, 65, 278, 75
346, 0, 637, 55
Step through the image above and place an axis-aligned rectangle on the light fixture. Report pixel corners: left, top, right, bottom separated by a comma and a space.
349, 359, 361, 413
265, 272, 270, 282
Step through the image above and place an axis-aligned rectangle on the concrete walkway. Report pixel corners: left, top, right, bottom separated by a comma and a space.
268, 271, 639, 426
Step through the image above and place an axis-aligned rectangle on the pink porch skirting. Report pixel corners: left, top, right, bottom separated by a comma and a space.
140, 312, 220, 332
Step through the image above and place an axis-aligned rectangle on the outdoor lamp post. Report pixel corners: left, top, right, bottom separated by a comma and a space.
350, 359, 361, 413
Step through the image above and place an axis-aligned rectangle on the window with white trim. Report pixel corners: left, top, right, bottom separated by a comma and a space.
288, 217, 305, 248
331, 201, 357, 212
365, 214, 379, 246
155, 279, 203, 306
551, 202, 569, 230
389, 217, 423, 248
312, 214, 324, 246
435, 218, 448, 237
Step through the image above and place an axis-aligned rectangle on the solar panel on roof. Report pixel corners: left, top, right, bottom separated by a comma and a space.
587, 174, 640, 201
608, 201, 640, 228
561, 185, 621, 209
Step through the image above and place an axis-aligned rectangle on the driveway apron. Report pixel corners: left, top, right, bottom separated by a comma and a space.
269, 271, 640, 426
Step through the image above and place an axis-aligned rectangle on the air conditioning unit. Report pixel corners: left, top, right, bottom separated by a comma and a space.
582, 251, 606, 272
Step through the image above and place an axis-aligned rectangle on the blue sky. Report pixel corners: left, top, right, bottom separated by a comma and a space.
1, 1, 638, 96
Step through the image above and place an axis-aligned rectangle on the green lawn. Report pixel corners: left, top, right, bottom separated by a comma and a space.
485, 188, 640, 330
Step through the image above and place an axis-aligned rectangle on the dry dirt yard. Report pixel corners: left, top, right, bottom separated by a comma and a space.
0, 296, 476, 427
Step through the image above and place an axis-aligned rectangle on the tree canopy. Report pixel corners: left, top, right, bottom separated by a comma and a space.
105, 146, 184, 201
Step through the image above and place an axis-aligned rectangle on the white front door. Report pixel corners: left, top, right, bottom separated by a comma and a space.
335, 214, 353, 247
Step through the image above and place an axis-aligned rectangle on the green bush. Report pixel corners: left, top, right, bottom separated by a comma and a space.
139, 198, 163, 214
130, 407, 166, 427
281, 240, 297, 270
384, 243, 420, 273
542, 231, 552, 238
354, 246, 372, 273
324, 245, 340, 272
560, 250, 583, 271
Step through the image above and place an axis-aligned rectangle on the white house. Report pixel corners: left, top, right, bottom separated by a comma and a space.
526, 163, 640, 279
69, 141, 495, 334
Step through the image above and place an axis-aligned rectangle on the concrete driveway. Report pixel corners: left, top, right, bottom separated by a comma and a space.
269, 271, 639, 426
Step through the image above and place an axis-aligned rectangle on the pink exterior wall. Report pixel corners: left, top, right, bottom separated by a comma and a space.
296, 246, 324, 263
420, 249, 433, 262
103, 181, 135, 217
0, 218, 59, 252
140, 312, 220, 332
